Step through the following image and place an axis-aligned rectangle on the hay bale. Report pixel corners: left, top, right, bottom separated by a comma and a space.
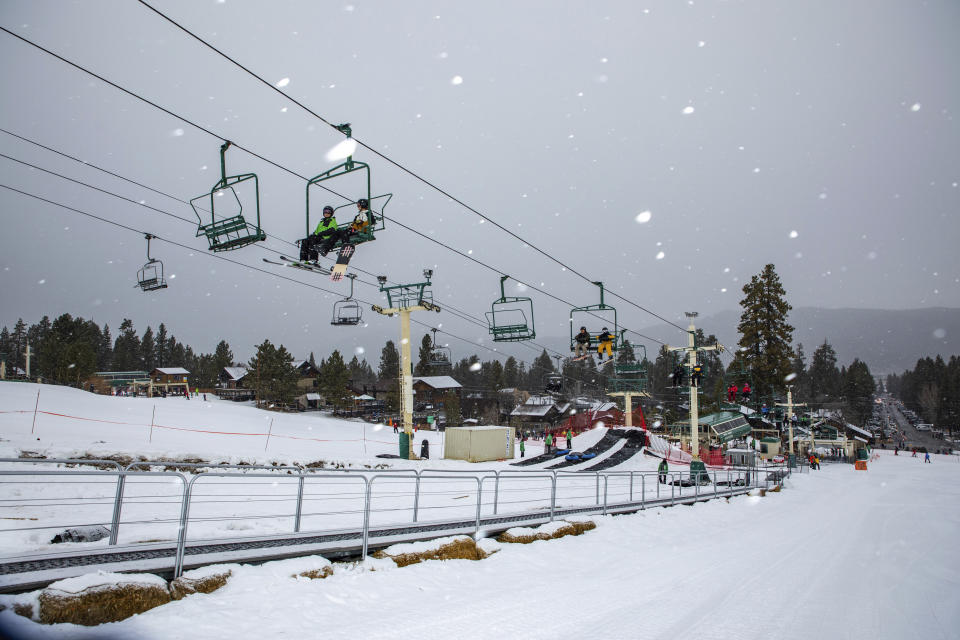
373, 536, 481, 567
39, 572, 170, 626
296, 566, 334, 580
13, 603, 33, 619
169, 568, 233, 600
497, 520, 595, 544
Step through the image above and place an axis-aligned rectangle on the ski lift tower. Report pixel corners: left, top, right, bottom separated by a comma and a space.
607, 332, 649, 427
667, 312, 722, 479
372, 269, 441, 458
777, 386, 806, 467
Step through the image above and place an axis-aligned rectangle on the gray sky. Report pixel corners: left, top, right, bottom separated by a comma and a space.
1, 0, 958, 365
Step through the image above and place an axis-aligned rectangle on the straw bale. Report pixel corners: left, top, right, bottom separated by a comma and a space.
13, 603, 33, 619
38, 581, 170, 626
169, 569, 233, 600
374, 536, 482, 567
497, 520, 596, 544
296, 566, 334, 580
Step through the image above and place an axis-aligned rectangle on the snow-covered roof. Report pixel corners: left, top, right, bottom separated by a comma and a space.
223, 367, 248, 381
412, 376, 462, 389
845, 423, 872, 438
355, 394, 375, 400
153, 367, 189, 375
511, 403, 557, 417
298, 393, 322, 401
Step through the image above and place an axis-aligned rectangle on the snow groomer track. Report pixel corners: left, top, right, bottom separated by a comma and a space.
0, 459, 787, 592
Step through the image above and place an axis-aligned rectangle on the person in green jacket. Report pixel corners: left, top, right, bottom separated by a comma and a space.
566, 429, 573, 450
658, 458, 669, 484
519, 439, 525, 458
545, 432, 553, 454
300, 205, 338, 261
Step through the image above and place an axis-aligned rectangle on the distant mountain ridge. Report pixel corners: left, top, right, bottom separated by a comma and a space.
631, 307, 960, 375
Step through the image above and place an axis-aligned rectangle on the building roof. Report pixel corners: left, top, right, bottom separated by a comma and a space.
845, 423, 872, 438
153, 367, 190, 375
222, 367, 248, 381
412, 376, 462, 389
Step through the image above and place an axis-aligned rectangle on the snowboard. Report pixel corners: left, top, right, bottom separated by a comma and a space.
571, 354, 590, 362
330, 244, 355, 282
263, 256, 331, 276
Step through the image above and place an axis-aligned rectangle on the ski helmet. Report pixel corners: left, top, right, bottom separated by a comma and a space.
322, 205, 334, 215
357, 198, 369, 208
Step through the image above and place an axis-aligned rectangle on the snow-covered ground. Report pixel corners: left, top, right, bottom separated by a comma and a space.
1, 382, 958, 639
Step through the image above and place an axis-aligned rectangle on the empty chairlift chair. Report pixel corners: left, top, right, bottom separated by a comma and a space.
486, 275, 536, 342
331, 274, 363, 326
136, 234, 167, 292
190, 141, 267, 252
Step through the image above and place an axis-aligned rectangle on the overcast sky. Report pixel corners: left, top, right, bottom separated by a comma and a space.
1, 1, 957, 365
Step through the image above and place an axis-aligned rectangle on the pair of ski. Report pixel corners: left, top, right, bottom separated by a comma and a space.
571, 354, 613, 367
263, 244, 354, 282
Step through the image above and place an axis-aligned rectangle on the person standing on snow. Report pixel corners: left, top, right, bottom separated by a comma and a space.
924, 451, 931, 463
658, 458, 669, 484
545, 431, 554, 454
566, 428, 573, 450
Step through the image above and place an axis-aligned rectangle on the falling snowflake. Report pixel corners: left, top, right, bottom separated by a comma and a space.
451, 76, 463, 85
275, 78, 290, 88
656, 251, 665, 260
784, 373, 797, 382
789, 230, 798, 238
910, 103, 921, 112
470, 362, 482, 372
171, 128, 184, 137
682, 106, 695, 115
325, 138, 358, 162
635, 211, 652, 224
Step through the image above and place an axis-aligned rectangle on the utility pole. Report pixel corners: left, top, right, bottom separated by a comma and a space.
776, 386, 806, 466
667, 312, 722, 478
24, 343, 33, 379
373, 270, 441, 459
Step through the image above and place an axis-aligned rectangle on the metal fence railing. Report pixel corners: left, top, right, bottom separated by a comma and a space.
0, 458, 789, 579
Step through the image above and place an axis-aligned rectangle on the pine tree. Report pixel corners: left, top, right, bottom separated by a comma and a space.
97, 323, 112, 371
842, 358, 875, 426
442, 390, 462, 427
503, 356, 520, 389
809, 340, 841, 402
112, 319, 142, 371
789, 343, 809, 401
141, 327, 156, 371
414, 334, 433, 376
737, 264, 794, 401
212, 340, 234, 373
319, 350, 352, 409
11, 319, 27, 371
156, 323, 168, 367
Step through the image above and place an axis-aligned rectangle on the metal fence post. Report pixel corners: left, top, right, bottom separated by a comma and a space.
362, 476, 373, 559
108, 472, 126, 545
550, 472, 557, 522
174, 475, 193, 579
413, 470, 421, 523
294, 471, 305, 533
493, 470, 500, 516
602, 475, 609, 515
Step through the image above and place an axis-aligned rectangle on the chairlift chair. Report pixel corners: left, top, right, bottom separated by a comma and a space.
545, 374, 563, 395
305, 124, 391, 252
486, 275, 536, 342
331, 274, 363, 326
190, 141, 267, 252
569, 281, 618, 352
429, 328, 452, 369
136, 234, 167, 292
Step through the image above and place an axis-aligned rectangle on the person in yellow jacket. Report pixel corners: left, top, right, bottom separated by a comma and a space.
597, 327, 614, 362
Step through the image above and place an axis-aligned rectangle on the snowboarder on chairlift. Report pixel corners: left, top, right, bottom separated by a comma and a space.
574, 326, 591, 358
672, 365, 684, 387
597, 327, 614, 362
690, 363, 703, 387
300, 205, 338, 261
